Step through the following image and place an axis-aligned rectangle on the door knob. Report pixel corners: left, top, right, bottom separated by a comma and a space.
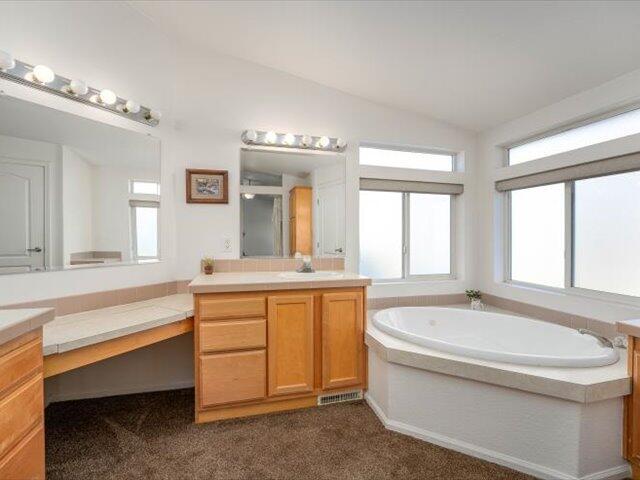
27, 247, 42, 253
334, 247, 343, 253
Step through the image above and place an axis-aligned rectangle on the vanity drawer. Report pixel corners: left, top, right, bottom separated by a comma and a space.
200, 319, 266, 353
199, 350, 266, 407
0, 374, 43, 459
0, 423, 44, 480
0, 335, 42, 397
199, 296, 265, 320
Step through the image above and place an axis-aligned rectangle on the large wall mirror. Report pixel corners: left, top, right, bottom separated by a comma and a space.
240, 148, 346, 258
0, 95, 161, 274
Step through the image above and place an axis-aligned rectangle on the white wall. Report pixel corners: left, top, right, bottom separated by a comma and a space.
0, 1, 476, 305
0, 1, 477, 400
477, 68, 640, 324
61, 146, 93, 262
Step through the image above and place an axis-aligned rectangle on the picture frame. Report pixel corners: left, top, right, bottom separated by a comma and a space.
186, 169, 229, 204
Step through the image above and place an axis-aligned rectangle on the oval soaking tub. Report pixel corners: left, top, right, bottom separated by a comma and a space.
372, 307, 619, 367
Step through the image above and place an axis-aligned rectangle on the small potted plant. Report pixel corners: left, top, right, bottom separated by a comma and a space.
202, 257, 214, 275
465, 289, 484, 310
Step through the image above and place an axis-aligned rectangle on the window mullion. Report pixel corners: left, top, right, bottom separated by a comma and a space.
403, 192, 410, 279
564, 182, 574, 289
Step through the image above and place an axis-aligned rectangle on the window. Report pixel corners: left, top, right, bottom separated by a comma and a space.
130, 180, 160, 195
509, 184, 565, 288
508, 107, 640, 165
359, 190, 452, 280
506, 171, 640, 298
360, 146, 454, 172
574, 171, 640, 297
130, 200, 159, 260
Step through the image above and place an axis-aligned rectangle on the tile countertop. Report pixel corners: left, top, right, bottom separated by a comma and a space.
617, 319, 640, 338
367, 306, 630, 404
188, 271, 371, 294
0, 308, 55, 345
43, 293, 193, 356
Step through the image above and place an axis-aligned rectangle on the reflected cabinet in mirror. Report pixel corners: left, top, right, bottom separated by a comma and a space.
240, 148, 346, 258
0, 95, 161, 274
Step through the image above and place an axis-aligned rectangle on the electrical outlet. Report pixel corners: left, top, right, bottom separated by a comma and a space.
222, 237, 232, 253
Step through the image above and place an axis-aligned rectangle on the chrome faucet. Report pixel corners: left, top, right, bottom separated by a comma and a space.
578, 328, 614, 349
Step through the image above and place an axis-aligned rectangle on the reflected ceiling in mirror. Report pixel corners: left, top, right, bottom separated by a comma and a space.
240, 147, 346, 259
0, 95, 161, 275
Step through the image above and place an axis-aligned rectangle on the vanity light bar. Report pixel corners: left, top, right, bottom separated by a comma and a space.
241, 130, 346, 152
0, 51, 161, 126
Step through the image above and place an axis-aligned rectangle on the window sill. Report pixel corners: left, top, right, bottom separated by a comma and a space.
501, 280, 640, 310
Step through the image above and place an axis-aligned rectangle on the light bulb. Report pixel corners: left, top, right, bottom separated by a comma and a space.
243, 193, 255, 200
335, 138, 346, 149
283, 133, 296, 146
146, 110, 162, 122
124, 100, 140, 114
69, 79, 88, 95
264, 131, 277, 144
317, 136, 330, 149
244, 130, 258, 143
0, 50, 15, 71
98, 89, 117, 105
301, 135, 312, 147
32, 65, 55, 84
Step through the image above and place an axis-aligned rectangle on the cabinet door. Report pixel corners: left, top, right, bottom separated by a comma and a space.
267, 295, 314, 396
322, 291, 364, 390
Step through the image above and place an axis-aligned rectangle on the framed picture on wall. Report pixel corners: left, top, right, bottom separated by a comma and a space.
186, 169, 229, 204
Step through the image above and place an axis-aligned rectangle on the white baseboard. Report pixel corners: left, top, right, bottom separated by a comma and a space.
46, 380, 195, 405
365, 393, 629, 480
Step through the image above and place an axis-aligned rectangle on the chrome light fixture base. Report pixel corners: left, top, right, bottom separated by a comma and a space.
241, 130, 346, 152
0, 57, 160, 127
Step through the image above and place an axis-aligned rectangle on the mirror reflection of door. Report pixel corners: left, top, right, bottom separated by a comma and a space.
317, 181, 346, 257
0, 160, 45, 273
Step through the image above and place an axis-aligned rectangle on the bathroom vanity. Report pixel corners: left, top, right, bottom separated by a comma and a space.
189, 272, 370, 423
0, 308, 54, 480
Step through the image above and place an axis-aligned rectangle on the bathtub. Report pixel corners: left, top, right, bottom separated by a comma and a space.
372, 307, 619, 367
367, 306, 630, 479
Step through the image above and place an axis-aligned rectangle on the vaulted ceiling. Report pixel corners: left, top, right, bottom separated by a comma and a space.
130, 1, 640, 132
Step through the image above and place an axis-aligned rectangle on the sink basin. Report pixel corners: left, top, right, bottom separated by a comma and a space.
277, 271, 344, 280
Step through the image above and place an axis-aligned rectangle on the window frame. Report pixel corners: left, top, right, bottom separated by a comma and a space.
359, 142, 458, 173
130, 200, 160, 261
129, 179, 161, 196
360, 188, 456, 283
505, 102, 640, 167
503, 180, 640, 305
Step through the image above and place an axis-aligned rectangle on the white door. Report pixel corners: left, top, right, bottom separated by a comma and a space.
317, 182, 346, 256
0, 160, 45, 273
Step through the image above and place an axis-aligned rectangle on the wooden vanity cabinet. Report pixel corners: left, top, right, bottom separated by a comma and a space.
289, 186, 312, 255
625, 337, 640, 478
0, 329, 45, 480
194, 287, 366, 423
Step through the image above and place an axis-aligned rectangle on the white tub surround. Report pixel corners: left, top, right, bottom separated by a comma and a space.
367, 311, 630, 480
43, 294, 193, 355
374, 307, 619, 367
0, 307, 55, 344
188, 271, 371, 293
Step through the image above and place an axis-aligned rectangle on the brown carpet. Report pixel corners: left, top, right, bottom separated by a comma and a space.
45, 389, 536, 480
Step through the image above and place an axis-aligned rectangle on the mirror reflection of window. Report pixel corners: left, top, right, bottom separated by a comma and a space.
130, 201, 159, 261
